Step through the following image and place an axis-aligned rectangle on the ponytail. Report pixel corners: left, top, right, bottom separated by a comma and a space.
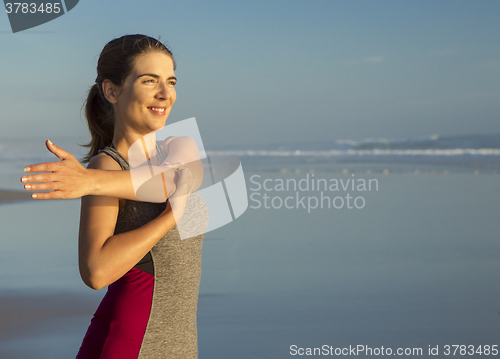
82, 83, 114, 163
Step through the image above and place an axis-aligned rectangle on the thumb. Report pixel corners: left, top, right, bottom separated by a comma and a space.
46, 139, 71, 160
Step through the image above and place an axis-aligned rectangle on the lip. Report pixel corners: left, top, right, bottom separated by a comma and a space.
147, 106, 167, 115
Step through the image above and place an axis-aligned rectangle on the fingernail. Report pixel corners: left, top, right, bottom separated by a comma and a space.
24, 167, 30, 172
32, 194, 37, 199
25, 184, 31, 189
21, 177, 27, 182
47, 139, 53, 145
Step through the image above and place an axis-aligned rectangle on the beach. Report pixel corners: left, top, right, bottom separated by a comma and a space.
2, 0, 499, 355
1, 159, 499, 358
0, 291, 100, 359
197, 169, 500, 358
0, 188, 93, 344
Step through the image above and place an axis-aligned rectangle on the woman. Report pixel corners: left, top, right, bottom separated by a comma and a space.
22, 35, 208, 359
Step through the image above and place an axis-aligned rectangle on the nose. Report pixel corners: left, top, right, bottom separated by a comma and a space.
155, 81, 173, 102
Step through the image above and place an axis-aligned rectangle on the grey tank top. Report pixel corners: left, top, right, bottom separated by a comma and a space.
98, 143, 210, 358
98, 144, 160, 274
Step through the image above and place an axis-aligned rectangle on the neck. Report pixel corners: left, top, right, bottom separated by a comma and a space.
112, 128, 158, 165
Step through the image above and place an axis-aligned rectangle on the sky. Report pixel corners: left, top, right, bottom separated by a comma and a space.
1, 0, 499, 149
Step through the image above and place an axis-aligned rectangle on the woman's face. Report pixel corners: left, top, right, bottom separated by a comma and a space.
112, 51, 177, 135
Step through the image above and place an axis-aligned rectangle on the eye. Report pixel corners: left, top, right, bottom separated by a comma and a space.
167, 80, 177, 88
143, 78, 157, 84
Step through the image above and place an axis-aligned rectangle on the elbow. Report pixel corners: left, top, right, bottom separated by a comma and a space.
79, 252, 112, 290
80, 268, 107, 291
87, 279, 106, 291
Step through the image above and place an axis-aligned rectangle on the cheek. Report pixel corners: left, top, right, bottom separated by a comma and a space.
171, 90, 177, 104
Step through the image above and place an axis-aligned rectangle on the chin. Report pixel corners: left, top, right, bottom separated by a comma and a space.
151, 120, 168, 132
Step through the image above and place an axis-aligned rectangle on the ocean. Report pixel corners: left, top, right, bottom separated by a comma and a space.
0, 133, 499, 358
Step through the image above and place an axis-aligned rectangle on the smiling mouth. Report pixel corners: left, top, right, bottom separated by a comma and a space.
148, 107, 167, 115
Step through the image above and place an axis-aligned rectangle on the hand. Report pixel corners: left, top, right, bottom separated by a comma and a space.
175, 162, 196, 196
162, 161, 195, 198
20, 140, 94, 199
159, 162, 193, 223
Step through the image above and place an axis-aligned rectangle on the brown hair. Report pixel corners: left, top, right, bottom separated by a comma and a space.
82, 34, 175, 163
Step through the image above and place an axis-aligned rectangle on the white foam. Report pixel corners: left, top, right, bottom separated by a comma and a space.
207, 148, 500, 157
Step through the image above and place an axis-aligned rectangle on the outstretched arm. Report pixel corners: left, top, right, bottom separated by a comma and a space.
21, 139, 201, 201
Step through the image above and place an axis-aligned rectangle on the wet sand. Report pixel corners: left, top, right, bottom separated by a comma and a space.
0, 190, 32, 204
0, 290, 102, 359
0, 191, 95, 358
0, 291, 97, 339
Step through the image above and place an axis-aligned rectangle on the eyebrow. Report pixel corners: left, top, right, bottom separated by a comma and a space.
137, 73, 177, 81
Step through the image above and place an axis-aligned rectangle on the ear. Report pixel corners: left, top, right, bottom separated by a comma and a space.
102, 80, 120, 104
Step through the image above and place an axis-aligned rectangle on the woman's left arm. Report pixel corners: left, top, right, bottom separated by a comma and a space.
21, 140, 102, 200
21, 138, 203, 200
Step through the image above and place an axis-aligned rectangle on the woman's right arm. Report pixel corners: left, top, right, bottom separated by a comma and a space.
79, 154, 188, 290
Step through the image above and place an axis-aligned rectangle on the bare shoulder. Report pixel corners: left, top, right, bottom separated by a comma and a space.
160, 136, 178, 149
162, 136, 200, 162
162, 136, 198, 149
171, 136, 197, 146
170, 136, 199, 155
87, 153, 121, 171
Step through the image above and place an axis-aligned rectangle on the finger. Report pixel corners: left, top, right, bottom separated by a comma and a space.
23, 161, 61, 173
46, 139, 72, 161
21, 172, 57, 184
24, 182, 59, 192
30, 191, 65, 200
177, 165, 190, 172
161, 163, 182, 171
174, 162, 187, 169
188, 178, 196, 194
161, 162, 181, 167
